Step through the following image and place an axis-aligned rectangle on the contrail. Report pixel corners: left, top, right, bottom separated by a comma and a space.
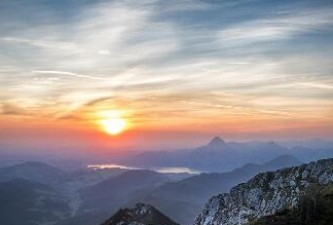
32, 70, 105, 80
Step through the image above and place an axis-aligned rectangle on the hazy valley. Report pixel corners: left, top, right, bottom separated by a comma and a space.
1, 137, 333, 225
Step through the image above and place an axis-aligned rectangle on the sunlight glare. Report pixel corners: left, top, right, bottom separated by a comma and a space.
98, 110, 127, 135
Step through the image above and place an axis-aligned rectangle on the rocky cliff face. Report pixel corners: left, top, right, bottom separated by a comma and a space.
194, 158, 333, 225
249, 183, 333, 225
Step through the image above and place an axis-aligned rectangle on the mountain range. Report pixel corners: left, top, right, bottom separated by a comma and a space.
1, 137, 333, 225
92, 158, 333, 225
129, 155, 301, 225
114, 137, 333, 172
0, 154, 302, 225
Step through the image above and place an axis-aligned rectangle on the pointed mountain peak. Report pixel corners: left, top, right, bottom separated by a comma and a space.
207, 136, 226, 147
100, 203, 179, 225
133, 203, 153, 215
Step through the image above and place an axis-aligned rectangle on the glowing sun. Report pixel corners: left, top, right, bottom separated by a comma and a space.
101, 118, 126, 135
98, 111, 127, 135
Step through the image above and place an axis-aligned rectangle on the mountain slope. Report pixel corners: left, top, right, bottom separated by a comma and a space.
82, 170, 169, 202
100, 203, 179, 225
0, 161, 67, 185
131, 155, 301, 225
0, 178, 70, 225
194, 158, 333, 225
62, 170, 170, 225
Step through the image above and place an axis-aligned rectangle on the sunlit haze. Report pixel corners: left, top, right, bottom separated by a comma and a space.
1, 2, 333, 225
1, 0, 333, 153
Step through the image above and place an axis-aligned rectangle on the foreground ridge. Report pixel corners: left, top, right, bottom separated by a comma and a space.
249, 183, 333, 225
194, 158, 333, 225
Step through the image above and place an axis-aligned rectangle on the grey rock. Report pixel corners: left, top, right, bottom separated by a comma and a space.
194, 158, 333, 225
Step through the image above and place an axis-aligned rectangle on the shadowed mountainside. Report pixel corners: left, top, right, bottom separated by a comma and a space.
0, 178, 70, 225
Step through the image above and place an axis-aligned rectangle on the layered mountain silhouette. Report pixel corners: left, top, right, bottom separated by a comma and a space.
97, 158, 333, 225
100, 203, 179, 225
41, 154, 301, 225
129, 155, 301, 225
116, 137, 296, 172
1, 137, 332, 225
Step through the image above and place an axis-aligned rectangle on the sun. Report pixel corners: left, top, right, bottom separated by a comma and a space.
100, 118, 126, 135
98, 110, 127, 136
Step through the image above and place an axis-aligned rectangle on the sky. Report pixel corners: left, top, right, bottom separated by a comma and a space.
0, 0, 333, 153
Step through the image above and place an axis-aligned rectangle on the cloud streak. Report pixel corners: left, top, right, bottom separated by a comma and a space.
32, 70, 106, 80
217, 8, 333, 47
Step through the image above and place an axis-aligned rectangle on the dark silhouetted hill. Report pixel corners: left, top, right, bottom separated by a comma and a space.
100, 203, 179, 225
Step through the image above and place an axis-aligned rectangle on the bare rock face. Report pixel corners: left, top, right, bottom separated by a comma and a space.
194, 158, 333, 225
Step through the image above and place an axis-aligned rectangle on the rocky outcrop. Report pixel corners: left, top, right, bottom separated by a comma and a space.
194, 158, 333, 225
249, 183, 333, 225
100, 203, 180, 225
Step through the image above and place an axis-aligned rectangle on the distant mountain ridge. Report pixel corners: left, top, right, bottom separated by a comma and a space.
117, 137, 290, 172
194, 158, 333, 225
0, 161, 67, 185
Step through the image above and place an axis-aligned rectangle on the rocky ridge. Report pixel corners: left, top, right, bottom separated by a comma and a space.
194, 158, 333, 225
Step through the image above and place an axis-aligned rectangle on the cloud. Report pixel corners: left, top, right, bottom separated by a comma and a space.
32, 70, 105, 80
0, 0, 180, 71
0, 0, 333, 134
0, 103, 26, 116
0, 37, 81, 52
217, 8, 333, 47
297, 82, 333, 90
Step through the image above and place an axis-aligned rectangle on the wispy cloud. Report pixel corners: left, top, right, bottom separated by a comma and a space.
0, 0, 333, 138
1, 37, 81, 52
297, 82, 333, 90
217, 8, 333, 46
32, 70, 105, 80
